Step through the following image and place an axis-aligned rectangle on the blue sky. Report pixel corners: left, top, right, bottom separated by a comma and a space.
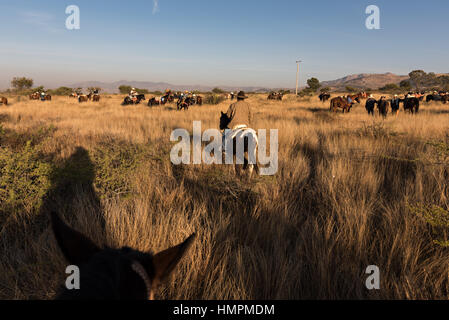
0, 0, 448, 89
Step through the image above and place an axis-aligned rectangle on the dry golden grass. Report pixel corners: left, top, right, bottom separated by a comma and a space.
0, 94, 448, 299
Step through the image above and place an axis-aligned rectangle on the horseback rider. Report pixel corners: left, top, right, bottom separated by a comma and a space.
365, 94, 376, 116
391, 94, 400, 114
347, 95, 353, 105
221, 91, 252, 150
129, 88, 138, 101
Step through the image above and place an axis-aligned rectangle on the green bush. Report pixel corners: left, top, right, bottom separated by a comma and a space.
49, 87, 73, 96
204, 94, 225, 105
409, 204, 449, 247
0, 141, 52, 220
91, 142, 151, 198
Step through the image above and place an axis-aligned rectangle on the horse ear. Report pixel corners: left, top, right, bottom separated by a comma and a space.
151, 233, 195, 285
221, 111, 225, 115
51, 211, 100, 265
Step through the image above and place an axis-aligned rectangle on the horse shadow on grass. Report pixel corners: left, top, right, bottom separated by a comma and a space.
40, 147, 104, 235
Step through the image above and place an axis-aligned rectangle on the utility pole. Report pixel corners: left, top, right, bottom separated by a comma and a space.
295, 60, 302, 96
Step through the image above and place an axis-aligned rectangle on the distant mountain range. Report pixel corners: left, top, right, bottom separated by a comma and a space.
320, 73, 410, 90
64, 72, 447, 93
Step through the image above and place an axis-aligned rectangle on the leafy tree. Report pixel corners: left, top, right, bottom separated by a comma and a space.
212, 87, 225, 94
379, 83, 400, 92
439, 75, 449, 90
50, 87, 74, 96
298, 88, 314, 97
118, 85, 132, 94
345, 86, 357, 93
137, 88, 149, 94
306, 78, 321, 92
32, 86, 45, 93
409, 70, 426, 90
320, 87, 331, 93
11, 77, 34, 91
400, 80, 412, 91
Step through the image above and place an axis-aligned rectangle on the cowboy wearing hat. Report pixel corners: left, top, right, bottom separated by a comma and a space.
391, 94, 400, 115
221, 91, 253, 151
224, 91, 252, 130
365, 94, 377, 116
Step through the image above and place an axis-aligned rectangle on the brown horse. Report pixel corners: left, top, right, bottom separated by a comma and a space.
0, 97, 7, 105
346, 93, 363, 104
30, 93, 40, 100
51, 211, 195, 300
78, 94, 91, 103
196, 95, 203, 105
319, 93, 331, 102
44, 94, 52, 101
268, 92, 282, 100
92, 94, 100, 102
330, 96, 353, 113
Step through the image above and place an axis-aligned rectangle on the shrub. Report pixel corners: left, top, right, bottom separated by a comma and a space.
49, 87, 74, 96
409, 204, 449, 247
204, 94, 225, 105
0, 141, 52, 220
212, 88, 225, 94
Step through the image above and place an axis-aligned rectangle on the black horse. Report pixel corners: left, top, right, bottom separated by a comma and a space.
122, 94, 146, 106
401, 97, 420, 114
377, 98, 389, 119
147, 97, 160, 107
319, 93, 331, 103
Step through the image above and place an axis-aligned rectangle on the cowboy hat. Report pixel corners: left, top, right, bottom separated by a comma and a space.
237, 91, 248, 99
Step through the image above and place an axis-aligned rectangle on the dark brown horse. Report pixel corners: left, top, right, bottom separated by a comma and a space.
330, 96, 353, 113
30, 93, 40, 100
78, 95, 90, 103
195, 95, 203, 106
92, 94, 100, 102
44, 94, 52, 101
377, 97, 389, 118
442, 95, 449, 104
319, 93, 331, 102
0, 97, 7, 105
51, 211, 195, 300
147, 97, 160, 106
268, 92, 283, 100
402, 97, 420, 114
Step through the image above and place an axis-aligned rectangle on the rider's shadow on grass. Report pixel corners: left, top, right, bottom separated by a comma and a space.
41, 147, 105, 236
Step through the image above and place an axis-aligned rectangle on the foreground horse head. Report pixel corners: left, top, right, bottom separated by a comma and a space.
51, 212, 195, 300
219, 111, 230, 130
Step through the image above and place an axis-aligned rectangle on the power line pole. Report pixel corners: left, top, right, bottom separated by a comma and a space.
295, 60, 302, 96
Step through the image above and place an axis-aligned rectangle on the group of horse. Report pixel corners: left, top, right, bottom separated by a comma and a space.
324, 90, 448, 115
30, 92, 52, 101
267, 92, 284, 101
121, 92, 203, 110
70, 92, 101, 103
176, 95, 203, 110
425, 92, 449, 103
